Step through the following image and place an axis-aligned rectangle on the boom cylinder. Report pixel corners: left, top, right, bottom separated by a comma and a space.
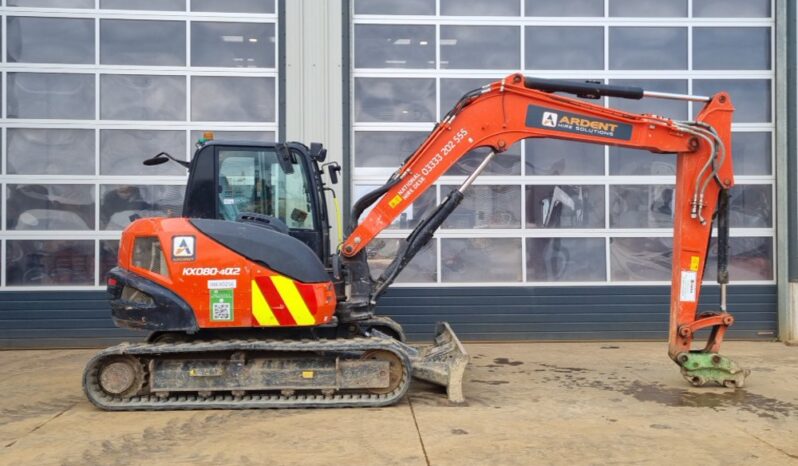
371, 151, 498, 301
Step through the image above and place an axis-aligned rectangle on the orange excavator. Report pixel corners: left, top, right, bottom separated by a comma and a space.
84, 73, 748, 410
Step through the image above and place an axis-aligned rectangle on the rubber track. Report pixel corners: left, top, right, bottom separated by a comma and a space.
83, 337, 412, 411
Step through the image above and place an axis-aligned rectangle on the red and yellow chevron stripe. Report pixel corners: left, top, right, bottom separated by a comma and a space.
251, 275, 320, 327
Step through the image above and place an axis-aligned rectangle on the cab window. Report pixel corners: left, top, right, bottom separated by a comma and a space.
217, 148, 315, 230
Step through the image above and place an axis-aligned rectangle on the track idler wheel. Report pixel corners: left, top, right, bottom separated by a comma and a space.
97, 355, 145, 398
361, 350, 403, 394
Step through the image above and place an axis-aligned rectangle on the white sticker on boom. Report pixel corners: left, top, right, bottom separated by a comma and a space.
208, 279, 237, 290
680, 271, 697, 302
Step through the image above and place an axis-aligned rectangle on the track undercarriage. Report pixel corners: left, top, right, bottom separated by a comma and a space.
83, 323, 468, 410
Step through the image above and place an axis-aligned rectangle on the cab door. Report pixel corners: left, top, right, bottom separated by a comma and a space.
213, 145, 326, 260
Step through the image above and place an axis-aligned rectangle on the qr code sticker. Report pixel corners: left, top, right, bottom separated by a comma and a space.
212, 302, 232, 321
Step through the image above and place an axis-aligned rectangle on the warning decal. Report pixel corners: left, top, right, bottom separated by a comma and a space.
388, 194, 403, 209
679, 271, 697, 302
690, 256, 700, 272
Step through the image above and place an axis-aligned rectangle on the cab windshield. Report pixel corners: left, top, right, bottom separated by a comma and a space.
217, 148, 315, 230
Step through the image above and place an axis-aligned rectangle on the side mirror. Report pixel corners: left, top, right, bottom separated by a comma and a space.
325, 162, 341, 184
275, 143, 295, 174
310, 142, 327, 162
143, 154, 168, 166
143, 152, 190, 168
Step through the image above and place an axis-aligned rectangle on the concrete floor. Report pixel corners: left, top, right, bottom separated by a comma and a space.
0, 341, 796, 466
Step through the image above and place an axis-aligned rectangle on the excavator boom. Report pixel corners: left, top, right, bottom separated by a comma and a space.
342, 73, 747, 388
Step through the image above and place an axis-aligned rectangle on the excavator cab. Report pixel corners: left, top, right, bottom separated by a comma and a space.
178, 140, 334, 265
141, 138, 348, 269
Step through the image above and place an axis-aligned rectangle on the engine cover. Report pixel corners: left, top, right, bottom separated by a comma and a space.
112, 217, 336, 330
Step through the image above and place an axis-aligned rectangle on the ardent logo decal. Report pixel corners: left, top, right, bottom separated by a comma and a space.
526, 105, 633, 140
541, 112, 558, 128
172, 235, 195, 261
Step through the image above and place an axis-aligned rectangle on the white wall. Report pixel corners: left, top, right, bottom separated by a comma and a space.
284, 0, 346, 245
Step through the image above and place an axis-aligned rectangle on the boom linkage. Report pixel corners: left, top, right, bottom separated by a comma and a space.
339, 73, 747, 388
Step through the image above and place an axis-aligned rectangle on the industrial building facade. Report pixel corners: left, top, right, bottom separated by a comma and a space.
0, 0, 795, 347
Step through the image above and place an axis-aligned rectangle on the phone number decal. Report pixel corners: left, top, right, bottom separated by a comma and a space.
397, 128, 469, 200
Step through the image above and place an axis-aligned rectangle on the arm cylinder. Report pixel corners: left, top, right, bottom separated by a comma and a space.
524, 77, 644, 100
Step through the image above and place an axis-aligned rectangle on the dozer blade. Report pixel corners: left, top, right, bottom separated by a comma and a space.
410, 322, 469, 403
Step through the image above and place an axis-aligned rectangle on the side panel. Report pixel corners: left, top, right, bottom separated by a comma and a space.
120, 218, 335, 329
164, 225, 255, 329
249, 272, 334, 327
